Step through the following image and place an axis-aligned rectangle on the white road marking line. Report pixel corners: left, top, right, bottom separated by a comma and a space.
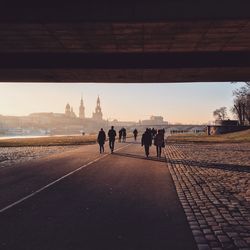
0, 144, 130, 213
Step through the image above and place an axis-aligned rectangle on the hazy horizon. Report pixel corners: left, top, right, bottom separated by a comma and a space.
0, 82, 245, 124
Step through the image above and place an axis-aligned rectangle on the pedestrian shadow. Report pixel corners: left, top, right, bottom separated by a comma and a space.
118, 141, 141, 145
114, 152, 166, 163
165, 156, 250, 173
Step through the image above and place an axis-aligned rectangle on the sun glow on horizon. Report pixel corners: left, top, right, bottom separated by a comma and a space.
0, 82, 245, 124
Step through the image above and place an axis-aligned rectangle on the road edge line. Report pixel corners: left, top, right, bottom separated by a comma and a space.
0, 144, 130, 213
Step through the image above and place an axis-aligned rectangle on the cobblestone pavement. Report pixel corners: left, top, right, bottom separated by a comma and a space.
165, 143, 250, 250
174, 143, 250, 167
0, 146, 79, 168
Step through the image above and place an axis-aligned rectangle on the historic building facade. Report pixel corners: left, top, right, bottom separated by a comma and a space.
65, 103, 76, 118
65, 96, 103, 121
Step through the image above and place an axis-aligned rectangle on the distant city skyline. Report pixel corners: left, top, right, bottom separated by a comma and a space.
0, 82, 245, 124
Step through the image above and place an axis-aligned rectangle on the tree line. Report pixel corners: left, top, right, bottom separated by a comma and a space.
213, 82, 250, 125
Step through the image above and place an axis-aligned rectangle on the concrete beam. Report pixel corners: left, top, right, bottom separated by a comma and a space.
1, 0, 250, 22
1, 67, 250, 83
1, 1, 250, 83
1, 52, 250, 69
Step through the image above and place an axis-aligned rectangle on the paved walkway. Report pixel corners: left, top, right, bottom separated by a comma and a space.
0, 142, 197, 250
0, 141, 249, 249
165, 143, 250, 250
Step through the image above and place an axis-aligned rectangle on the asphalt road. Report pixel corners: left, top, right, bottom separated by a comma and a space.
0, 140, 197, 250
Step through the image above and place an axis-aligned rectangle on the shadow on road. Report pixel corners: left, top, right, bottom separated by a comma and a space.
165, 157, 250, 173
114, 152, 166, 163
118, 141, 141, 145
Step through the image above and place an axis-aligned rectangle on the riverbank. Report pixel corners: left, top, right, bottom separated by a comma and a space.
168, 129, 250, 143
0, 132, 136, 147
0, 135, 97, 147
1, 129, 250, 146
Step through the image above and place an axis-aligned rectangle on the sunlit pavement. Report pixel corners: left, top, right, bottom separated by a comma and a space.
166, 143, 250, 250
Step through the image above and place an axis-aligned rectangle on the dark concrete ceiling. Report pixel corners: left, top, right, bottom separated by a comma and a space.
1, 0, 250, 82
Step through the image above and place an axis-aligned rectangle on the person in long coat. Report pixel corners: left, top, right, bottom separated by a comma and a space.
108, 126, 117, 153
133, 128, 138, 141
122, 128, 127, 142
141, 128, 152, 157
97, 128, 106, 153
118, 129, 122, 142
154, 129, 165, 158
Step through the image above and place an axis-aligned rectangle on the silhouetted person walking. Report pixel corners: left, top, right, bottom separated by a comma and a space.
152, 127, 157, 139
108, 126, 116, 153
133, 128, 138, 141
97, 128, 106, 153
154, 129, 165, 158
122, 128, 127, 142
118, 129, 122, 142
141, 128, 152, 157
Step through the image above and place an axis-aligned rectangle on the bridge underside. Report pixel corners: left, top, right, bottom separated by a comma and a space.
1, 0, 250, 83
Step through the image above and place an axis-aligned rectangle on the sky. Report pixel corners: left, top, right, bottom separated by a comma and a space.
0, 82, 245, 124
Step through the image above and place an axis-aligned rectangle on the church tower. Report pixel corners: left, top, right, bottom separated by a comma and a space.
70, 107, 76, 118
79, 96, 85, 119
92, 96, 103, 121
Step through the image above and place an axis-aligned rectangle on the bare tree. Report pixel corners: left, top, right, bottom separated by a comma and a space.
213, 107, 228, 120
232, 82, 250, 125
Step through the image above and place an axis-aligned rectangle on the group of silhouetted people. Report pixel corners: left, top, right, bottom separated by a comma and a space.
97, 126, 117, 154
118, 128, 127, 142
97, 126, 165, 158
141, 128, 165, 158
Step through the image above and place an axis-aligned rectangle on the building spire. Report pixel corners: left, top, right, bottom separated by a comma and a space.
79, 95, 85, 119
97, 95, 100, 106
92, 95, 103, 121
